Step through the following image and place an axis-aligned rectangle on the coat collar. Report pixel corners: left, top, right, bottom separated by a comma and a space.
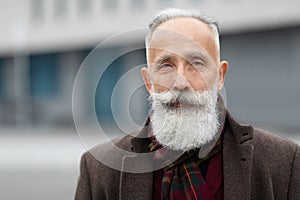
120, 118, 154, 200
130, 117, 151, 153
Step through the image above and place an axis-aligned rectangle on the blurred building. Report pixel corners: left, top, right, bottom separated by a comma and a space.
0, 0, 300, 133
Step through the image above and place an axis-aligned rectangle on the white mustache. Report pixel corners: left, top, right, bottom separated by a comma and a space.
150, 89, 216, 108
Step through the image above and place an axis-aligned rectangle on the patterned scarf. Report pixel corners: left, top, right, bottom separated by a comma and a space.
149, 134, 222, 200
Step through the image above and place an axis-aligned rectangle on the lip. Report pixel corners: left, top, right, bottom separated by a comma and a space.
172, 101, 195, 108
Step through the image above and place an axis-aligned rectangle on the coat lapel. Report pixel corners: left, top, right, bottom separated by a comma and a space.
119, 123, 154, 200
119, 167, 153, 200
223, 112, 254, 200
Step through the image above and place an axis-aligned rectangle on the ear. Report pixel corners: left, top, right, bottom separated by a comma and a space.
141, 67, 152, 94
218, 60, 228, 90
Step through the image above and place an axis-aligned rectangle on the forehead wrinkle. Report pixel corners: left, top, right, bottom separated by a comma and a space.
182, 51, 208, 61
148, 18, 220, 62
150, 38, 211, 58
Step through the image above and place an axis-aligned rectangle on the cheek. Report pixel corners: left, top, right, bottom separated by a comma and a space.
151, 73, 175, 91
187, 69, 218, 91
188, 75, 208, 90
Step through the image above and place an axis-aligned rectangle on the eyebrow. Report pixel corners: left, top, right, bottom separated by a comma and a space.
154, 54, 173, 64
153, 51, 209, 65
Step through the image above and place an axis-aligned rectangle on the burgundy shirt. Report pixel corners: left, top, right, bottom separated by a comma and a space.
152, 150, 223, 200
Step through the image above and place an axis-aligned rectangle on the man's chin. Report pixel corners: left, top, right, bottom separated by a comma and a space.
155, 133, 216, 152
150, 87, 220, 152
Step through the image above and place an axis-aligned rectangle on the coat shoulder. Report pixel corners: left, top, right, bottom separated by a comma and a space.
251, 128, 299, 154
82, 131, 137, 167
250, 128, 300, 176
249, 128, 300, 199
76, 131, 139, 199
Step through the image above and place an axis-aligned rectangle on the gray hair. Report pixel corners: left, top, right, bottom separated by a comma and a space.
145, 8, 220, 61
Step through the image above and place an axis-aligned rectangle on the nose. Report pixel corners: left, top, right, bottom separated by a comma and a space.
173, 72, 190, 91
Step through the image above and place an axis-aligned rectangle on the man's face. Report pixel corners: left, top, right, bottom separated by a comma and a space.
141, 17, 228, 151
142, 17, 228, 94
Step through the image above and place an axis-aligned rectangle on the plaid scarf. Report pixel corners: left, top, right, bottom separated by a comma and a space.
149, 134, 222, 200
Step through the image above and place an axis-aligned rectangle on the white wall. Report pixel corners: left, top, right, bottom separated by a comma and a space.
1, 0, 300, 55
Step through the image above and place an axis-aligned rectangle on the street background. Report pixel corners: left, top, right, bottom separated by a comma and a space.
0, 0, 300, 199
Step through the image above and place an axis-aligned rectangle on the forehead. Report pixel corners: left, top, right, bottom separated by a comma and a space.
148, 17, 219, 62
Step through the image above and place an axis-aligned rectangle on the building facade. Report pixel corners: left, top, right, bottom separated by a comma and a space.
0, 0, 300, 133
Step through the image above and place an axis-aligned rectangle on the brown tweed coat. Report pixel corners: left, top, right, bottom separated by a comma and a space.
75, 111, 300, 200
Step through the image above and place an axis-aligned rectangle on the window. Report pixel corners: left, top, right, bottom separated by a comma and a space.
0, 59, 3, 98
29, 54, 59, 98
130, 0, 145, 11
54, 0, 68, 19
95, 48, 122, 122
31, 0, 44, 22
103, 0, 118, 12
78, 0, 92, 16
159, 0, 175, 6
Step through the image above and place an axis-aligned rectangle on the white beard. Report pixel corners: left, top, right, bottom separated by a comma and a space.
150, 84, 219, 152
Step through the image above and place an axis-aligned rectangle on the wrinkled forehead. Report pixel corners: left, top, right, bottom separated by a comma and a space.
147, 28, 218, 66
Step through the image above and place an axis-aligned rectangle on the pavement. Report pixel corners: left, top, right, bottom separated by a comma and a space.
0, 127, 94, 200
0, 126, 299, 200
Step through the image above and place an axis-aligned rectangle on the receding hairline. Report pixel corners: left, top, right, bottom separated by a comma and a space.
145, 8, 220, 62
146, 8, 219, 44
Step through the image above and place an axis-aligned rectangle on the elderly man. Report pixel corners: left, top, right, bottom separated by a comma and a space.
75, 8, 300, 200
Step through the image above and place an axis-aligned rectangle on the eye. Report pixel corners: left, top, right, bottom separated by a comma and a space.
157, 63, 174, 72
189, 60, 207, 71
191, 61, 204, 67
